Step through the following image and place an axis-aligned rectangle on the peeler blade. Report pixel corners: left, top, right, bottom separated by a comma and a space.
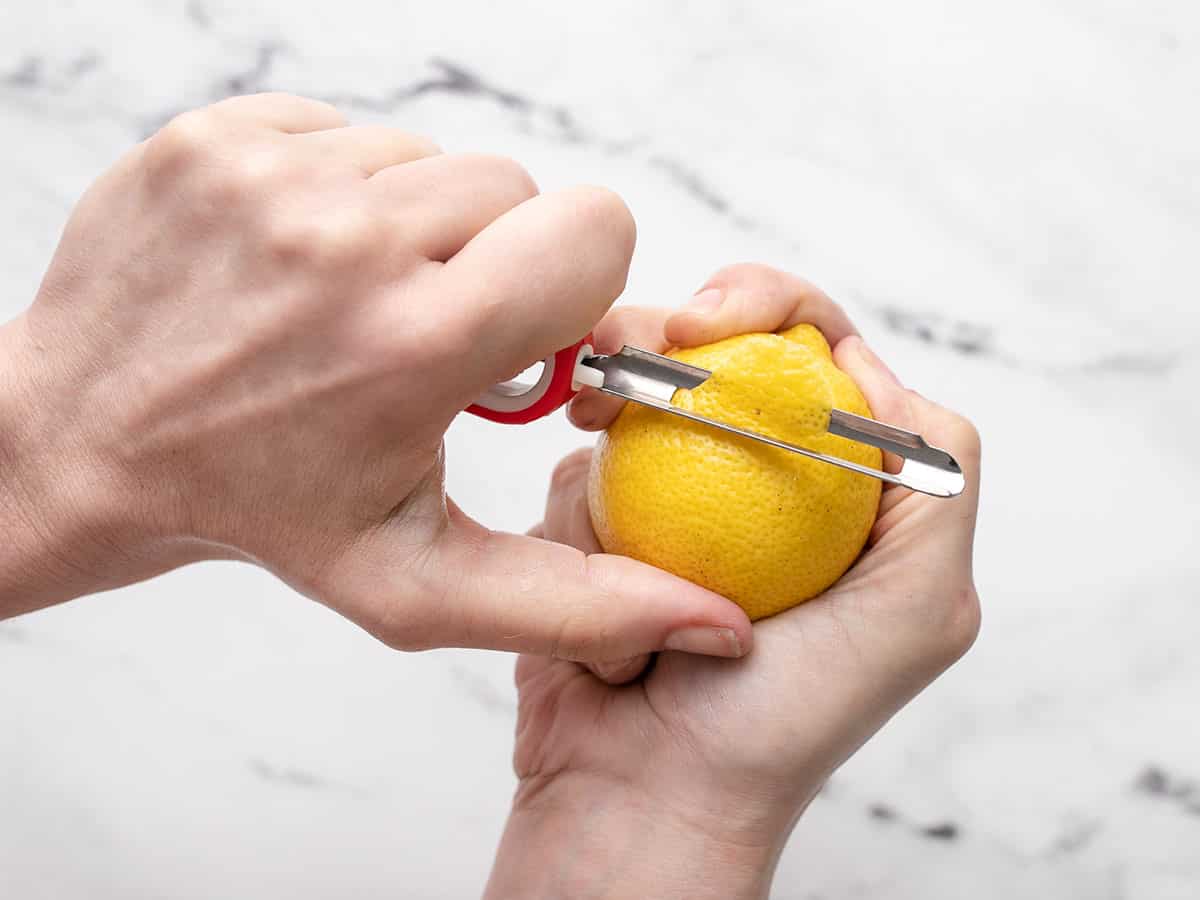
583, 346, 711, 403
580, 347, 965, 498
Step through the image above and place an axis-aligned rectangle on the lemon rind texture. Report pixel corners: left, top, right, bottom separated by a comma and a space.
588, 325, 882, 621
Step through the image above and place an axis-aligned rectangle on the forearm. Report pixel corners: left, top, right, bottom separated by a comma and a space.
485, 775, 783, 900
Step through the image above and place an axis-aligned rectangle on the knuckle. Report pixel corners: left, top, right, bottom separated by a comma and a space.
410, 133, 444, 157
345, 127, 441, 171
940, 410, 982, 463
264, 217, 324, 265
384, 620, 440, 653
362, 586, 443, 653
145, 110, 216, 179
549, 607, 602, 662
267, 92, 339, 119
549, 449, 592, 495
897, 391, 982, 467
451, 153, 538, 208
215, 91, 347, 126
264, 208, 382, 270
902, 575, 980, 668
887, 568, 981, 673
480, 154, 539, 200
207, 151, 280, 204
574, 185, 636, 251
291, 94, 349, 127
569, 186, 637, 297
940, 584, 982, 663
548, 556, 622, 662
708, 261, 776, 287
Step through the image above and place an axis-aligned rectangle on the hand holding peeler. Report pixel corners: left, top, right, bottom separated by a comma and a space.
467, 336, 965, 498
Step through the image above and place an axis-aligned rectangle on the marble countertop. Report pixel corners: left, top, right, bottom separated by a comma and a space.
2, 1, 1198, 897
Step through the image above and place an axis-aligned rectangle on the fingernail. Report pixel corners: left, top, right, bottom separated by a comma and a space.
686, 287, 724, 315
857, 339, 902, 387
664, 626, 743, 658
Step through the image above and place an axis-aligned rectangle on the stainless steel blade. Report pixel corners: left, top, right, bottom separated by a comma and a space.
583, 346, 711, 402
582, 348, 965, 498
828, 409, 961, 473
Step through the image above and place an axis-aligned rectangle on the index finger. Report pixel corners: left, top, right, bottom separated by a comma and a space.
432, 185, 637, 408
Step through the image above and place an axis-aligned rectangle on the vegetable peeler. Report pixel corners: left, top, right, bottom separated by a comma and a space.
467, 335, 965, 498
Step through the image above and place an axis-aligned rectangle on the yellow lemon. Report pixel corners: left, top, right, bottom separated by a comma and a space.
588, 324, 882, 620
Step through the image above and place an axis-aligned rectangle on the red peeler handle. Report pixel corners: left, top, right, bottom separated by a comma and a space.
466, 334, 600, 425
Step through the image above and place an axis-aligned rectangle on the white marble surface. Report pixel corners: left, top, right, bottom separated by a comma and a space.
3, 1, 1199, 897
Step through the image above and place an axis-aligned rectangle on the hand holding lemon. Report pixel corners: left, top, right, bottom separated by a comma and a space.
487, 264, 981, 899
589, 322, 883, 621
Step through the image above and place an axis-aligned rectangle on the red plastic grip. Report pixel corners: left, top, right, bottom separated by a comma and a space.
466, 335, 593, 425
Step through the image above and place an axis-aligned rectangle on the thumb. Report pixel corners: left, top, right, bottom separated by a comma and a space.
403, 503, 751, 661
321, 480, 752, 661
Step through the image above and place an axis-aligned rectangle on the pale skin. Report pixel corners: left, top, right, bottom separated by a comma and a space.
0, 92, 753, 662
485, 265, 982, 899
1, 95, 981, 898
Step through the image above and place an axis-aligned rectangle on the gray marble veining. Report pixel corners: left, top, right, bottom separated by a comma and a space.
3, 1, 1199, 897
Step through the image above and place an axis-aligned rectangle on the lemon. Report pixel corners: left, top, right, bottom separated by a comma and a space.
588, 324, 882, 620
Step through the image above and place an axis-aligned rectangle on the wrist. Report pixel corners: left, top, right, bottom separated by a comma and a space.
486, 772, 788, 900
0, 315, 153, 616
